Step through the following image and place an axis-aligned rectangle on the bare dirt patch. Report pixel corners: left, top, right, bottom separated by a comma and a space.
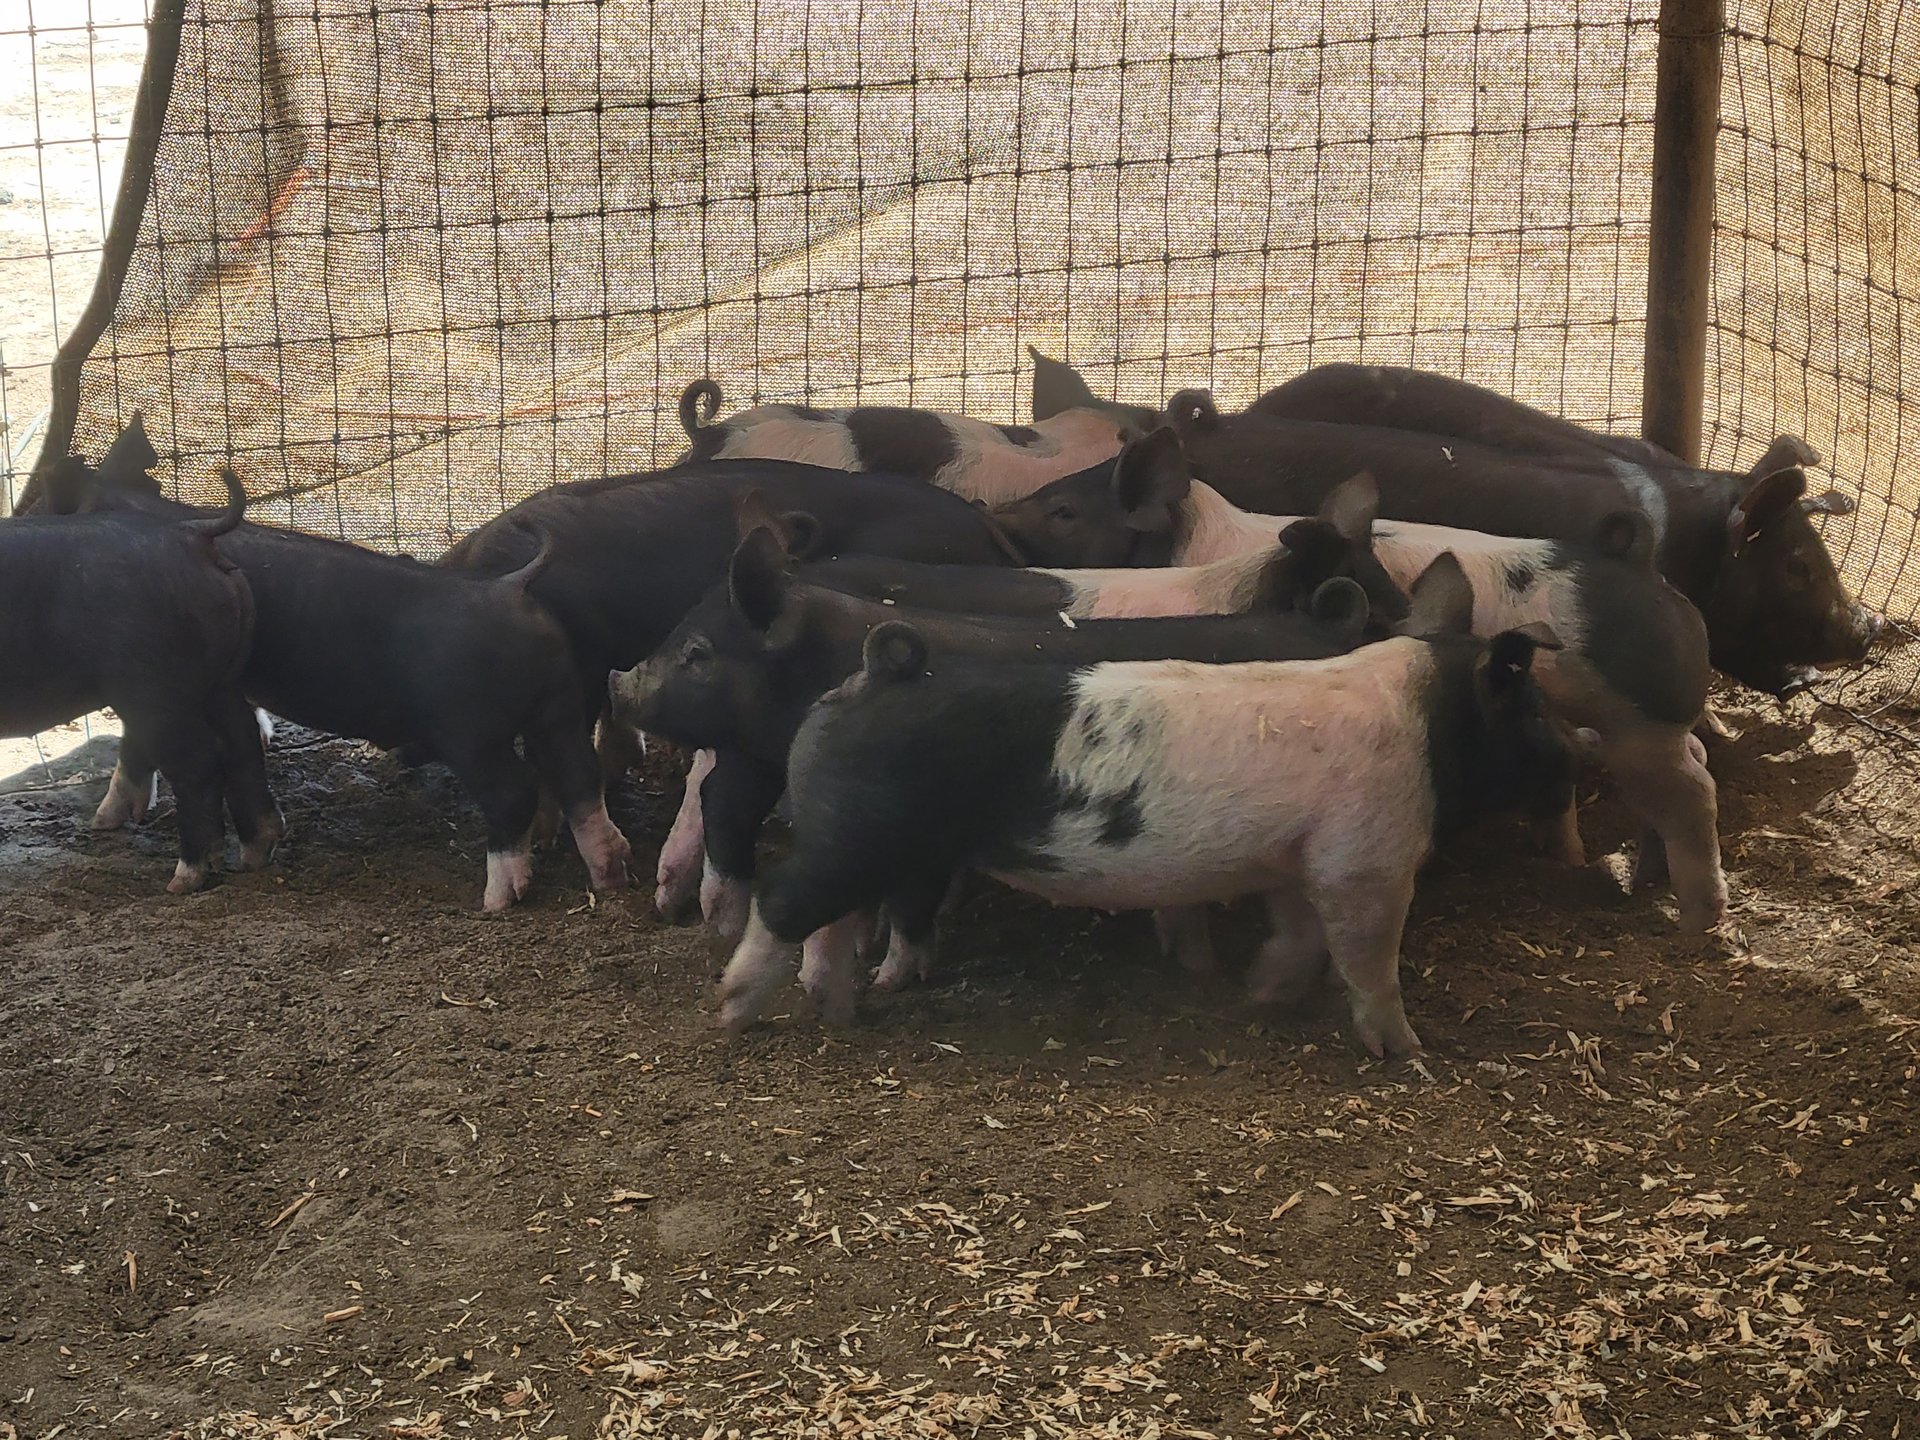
2, 691, 1918, 1440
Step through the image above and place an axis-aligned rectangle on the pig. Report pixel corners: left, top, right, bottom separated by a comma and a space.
1026, 346, 1166, 432
713, 554, 1574, 1057
1160, 388, 1875, 698
1030, 350, 1876, 698
2, 467, 277, 892
608, 520, 1384, 976
1246, 361, 1687, 470
43, 432, 629, 911
801, 471, 1410, 629
673, 378, 1130, 504
644, 480, 1405, 926
992, 428, 1726, 929
440, 457, 1022, 720
444, 458, 1023, 909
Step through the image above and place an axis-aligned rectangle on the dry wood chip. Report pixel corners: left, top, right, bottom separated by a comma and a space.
264, 1190, 316, 1230
322, 1305, 363, 1324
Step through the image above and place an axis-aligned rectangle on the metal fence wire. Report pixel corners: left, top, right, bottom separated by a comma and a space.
0, 0, 1913, 714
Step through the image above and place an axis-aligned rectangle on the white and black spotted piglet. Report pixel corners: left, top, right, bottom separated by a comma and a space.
675, 379, 1131, 505
716, 554, 1574, 1058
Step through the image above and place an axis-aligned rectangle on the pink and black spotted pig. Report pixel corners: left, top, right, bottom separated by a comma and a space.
713, 554, 1574, 1057
674, 376, 1137, 505
991, 429, 1725, 930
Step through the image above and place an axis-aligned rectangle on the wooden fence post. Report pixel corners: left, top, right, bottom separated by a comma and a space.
1641, 0, 1725, 465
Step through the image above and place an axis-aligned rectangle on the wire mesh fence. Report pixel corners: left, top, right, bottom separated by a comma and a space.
1, 0, 1914, 653
1705, 0, 1920, 729
6, 0, 1670, 557
0, 0, 151, 507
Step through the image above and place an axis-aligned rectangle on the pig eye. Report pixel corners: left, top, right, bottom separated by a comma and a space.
679, 638, 714, 670
1046, 503, 1078, 523
1784, 556, 1812, 590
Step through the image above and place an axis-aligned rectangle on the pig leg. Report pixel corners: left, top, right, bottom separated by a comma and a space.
1532, 795, 1587, 867
94, 738, 156, 830
718, 902, 803, 1031
1605, 725, 1726, 931
698, 750, 787, 945
722, 846, 929, 1031
442, 741, 543, 911
211, 691, 284, 870
1245, 885, 1330, 1007
857, 909, 892, 965
870, 872, 949, 992
134, 717, 228, 895
797, 910, 874, 1025
526, 713, 632, 892
655, 749, 716, 920
1306, 867, 1421, 1058
1151, 906, 1217, 975
530, 789, 564, 848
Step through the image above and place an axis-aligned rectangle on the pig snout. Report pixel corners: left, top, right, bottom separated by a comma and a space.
607, 663, 663, 725
1850, 603, 1886, 657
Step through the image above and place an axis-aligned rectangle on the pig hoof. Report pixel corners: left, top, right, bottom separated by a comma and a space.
483, 850, 535, 912
870, 956, 913, 992
655, 882, 701, 924
655, 855, 701, 918
167, 861, 209, 895
804, 982, 858, 1027
239, 810, 287, 870
1352, 998, 1422, 1059
1677, 893, 1729, 933
530, 805, 564, 850
716, 988, 773, 1034
590, 841, 634, 892
93, 777, 150, 830
1248, 975, 1317, 1011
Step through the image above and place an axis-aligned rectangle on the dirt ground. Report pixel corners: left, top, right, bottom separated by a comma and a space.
2, 683, 1917, 1440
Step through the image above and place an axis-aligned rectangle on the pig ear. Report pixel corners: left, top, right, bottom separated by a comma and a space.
1276, 518, 1347, 588
1801, 487, 1855, 517
1727, 467, 1808, 554
731, 489, 818, 558
862, 620, 928, 682
1113, 426, 1191, 533
1165, 388, 1220, 435
1307, 577, 1369, 638
728, 527, 793, 632
776, 508, 821, 558
1748, 433, 1821, 478
1317, 471, 1379, 547
1592, 510, 1656, 566
99, 410, 160, 485
1398, 552, 1475, 637
1029, 346, 1100, 422
732, 488, 781, 540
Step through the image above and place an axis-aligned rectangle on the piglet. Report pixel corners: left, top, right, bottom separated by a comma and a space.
715, 553, 1574, 1056
3, 467, 278, 892
47, 441, 629, 911
675, 379, 1130, 505
612, 520, 1382, 963
992, 431, 1726, 929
